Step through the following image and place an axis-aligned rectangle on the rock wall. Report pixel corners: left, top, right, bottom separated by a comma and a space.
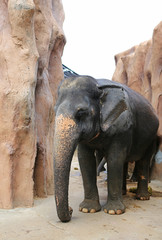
113, 21, 162, 179
0, 0, 65, 208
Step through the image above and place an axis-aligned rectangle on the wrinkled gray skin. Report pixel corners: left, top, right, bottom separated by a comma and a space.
54, 76, 159, 222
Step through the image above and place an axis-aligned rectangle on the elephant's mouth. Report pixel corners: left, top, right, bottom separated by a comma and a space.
88, 132, 100, 142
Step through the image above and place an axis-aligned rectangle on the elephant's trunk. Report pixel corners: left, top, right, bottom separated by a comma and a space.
54, 113, 78, 222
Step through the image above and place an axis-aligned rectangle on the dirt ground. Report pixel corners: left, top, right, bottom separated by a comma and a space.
1, 156, 162, 240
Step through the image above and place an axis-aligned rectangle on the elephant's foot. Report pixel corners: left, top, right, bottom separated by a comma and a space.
79, 199, 101, 213
103, 199, 125, 215
136, 191, 150, 200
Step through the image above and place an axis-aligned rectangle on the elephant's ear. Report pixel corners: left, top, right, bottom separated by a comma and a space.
96, 79, 130, 132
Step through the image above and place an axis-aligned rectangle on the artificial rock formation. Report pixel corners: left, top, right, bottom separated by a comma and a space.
113, 21, 162, 179
0, 0, 65, 208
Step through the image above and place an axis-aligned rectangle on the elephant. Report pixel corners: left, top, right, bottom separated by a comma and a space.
53, 75, 159, 222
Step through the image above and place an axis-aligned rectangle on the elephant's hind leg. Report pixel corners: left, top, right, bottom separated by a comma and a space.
136, 141, 156, 200
136, 159, 150, 200
78, 144, 101, 213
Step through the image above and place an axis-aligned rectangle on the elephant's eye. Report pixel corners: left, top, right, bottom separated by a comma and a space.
75, 108, 89, 121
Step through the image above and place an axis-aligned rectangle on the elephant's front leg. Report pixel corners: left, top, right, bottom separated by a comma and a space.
104, 141, 127, 215
78, 143, 101, 213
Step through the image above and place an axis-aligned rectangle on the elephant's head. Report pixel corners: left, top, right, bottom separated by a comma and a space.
54, 76, 129, 222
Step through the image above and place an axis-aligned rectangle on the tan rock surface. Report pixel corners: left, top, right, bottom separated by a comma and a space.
0, 0, 65, 208
113, 21, 162, 179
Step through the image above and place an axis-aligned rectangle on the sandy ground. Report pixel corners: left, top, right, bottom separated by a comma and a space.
1, 157, 162, 240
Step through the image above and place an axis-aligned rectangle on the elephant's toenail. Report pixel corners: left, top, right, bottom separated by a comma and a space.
108, 210, 115, 215
90, 209, 96, 213
79, 207, 82, 211
104, 209, 108, 213
82, 208, 88, 213
116, 210, 122, 215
